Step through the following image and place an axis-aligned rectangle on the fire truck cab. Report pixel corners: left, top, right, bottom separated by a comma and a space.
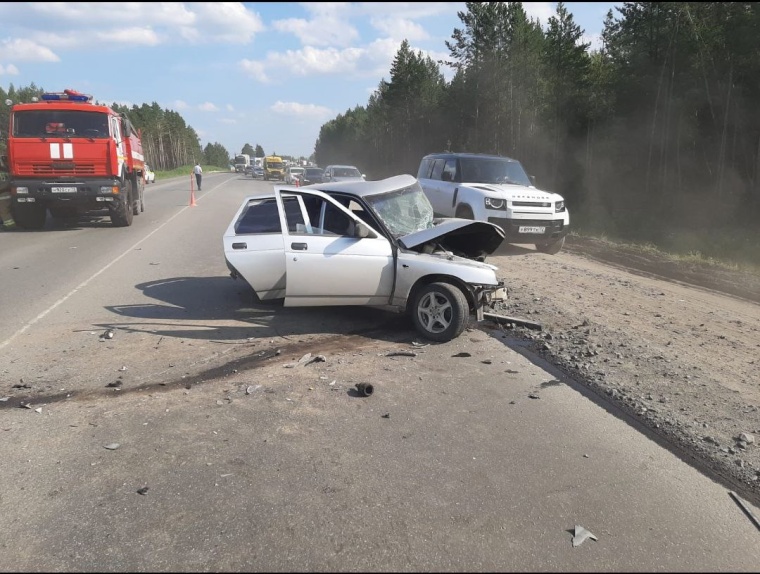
6, 89, 146, 228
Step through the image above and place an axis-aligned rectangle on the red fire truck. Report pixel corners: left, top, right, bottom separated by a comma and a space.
5, 88, 146, 228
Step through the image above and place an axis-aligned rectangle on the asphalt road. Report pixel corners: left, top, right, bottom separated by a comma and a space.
1, 172, 758, 571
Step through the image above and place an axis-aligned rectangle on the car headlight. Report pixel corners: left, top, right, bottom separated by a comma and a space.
485, 197, 506, 210
555, 200, 565, 213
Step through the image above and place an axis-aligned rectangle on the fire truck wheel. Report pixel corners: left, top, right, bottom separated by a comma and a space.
13, 203, 47, 229
111, 179, 134, 227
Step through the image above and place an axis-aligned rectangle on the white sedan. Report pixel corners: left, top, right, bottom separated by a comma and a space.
222, 174, 507, 342
144, 164, 155, 184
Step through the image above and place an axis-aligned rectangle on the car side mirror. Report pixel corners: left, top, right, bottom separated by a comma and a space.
529, 175, 537, 186
354, 222, 375, 239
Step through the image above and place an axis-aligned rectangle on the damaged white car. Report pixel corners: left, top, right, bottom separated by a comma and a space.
222, 174, 508, 342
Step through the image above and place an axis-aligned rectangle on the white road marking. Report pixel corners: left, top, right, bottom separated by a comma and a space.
0, 175, 230, 351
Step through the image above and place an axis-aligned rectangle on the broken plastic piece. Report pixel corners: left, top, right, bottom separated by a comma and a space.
571, 525, 598, 547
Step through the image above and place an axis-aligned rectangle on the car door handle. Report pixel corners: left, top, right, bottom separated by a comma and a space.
232, 242, 247, 249
291, 242, 308, 251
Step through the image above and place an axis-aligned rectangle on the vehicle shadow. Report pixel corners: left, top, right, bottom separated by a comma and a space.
103, 276, 415, 344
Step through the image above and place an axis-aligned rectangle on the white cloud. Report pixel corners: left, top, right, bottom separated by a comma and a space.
240, 59, 270, 83
199, 102, 219, 112
173, 100, 190, 110
219, 118, 237, 125
358, 2, 458, 20
0, 38, 59, 62
226, 104, 235, 112
96, 27, 161, 47
272, 15, 359, 47
582, 33, 602, 52
271, 101, 333, 120
178, 2, 265, 44
0, 64, 20, 75
523, 2, 554, 26
370, 17, 429, 41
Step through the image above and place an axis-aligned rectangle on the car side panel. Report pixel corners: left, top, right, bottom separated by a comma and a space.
223, 234, 287, 300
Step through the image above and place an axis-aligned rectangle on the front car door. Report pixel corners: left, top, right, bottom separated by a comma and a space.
275, 188, 394, 306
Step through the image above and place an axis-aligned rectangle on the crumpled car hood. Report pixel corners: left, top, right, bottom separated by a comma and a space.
398, 218, 505, 258
466, 182, 563, 201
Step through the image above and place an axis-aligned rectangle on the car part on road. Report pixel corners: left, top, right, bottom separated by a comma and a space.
571, 525, 598, 547
729, 491, 760, 531
483, 312, 543, 331
355, 383, 374, 396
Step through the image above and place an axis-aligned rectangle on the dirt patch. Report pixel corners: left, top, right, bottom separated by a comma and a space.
487, 235, 760, 502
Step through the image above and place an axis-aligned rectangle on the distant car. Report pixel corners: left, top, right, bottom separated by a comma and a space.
222, 174, 507, 342
144, 164, 155, 184
284, 166, 305, 185
244, 165, 254, 177
252, 166, 264, 179
300, 167, 324, 185
322, 165, 365, 183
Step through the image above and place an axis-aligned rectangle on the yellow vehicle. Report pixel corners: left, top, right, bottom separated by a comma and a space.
263, 155, 285, 181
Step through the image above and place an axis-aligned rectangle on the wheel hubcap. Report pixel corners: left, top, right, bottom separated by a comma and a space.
418, 292, 452, 333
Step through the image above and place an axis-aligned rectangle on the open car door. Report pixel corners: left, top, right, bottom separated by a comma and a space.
275, 188, 395, 307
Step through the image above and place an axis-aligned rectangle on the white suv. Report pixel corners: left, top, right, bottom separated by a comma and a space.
417, 152, 569, 254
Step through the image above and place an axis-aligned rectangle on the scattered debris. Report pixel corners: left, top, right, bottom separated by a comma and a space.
136, 486, 149, 495
386, 351, 417, 357
100, 329, 114, 340
452, 352, 472, 358
246, 385, 262, 395
528, 393, 540, 400
484, 312, 543, 331
571, 525, 598, 547
381, 413, 390, 419
19, 403, 32, 409
34, 407, 42, 414
481, 360, 492, 364
118, 366, 127, 372
103, 443, 120, 450
0, 397, 9, 402
411, 341, 429, 348
355, 383, 374, 397
738, 433, 755, 445
12, 383, 31, 389
305, 354, 326, 366
106, 380, 122, 388
729, 491, 760, 531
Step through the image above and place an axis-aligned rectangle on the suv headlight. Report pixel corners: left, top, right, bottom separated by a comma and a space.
555, 200, 565, 213
485, 197, 506, 210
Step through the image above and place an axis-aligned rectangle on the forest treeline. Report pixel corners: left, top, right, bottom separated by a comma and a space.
2, 2, 759, 262
313, 1, 760, 261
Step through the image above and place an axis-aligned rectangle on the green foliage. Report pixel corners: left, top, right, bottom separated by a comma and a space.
241, 143, 255, 156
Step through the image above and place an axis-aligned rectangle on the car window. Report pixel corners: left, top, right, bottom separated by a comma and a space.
235, 198, 283, 234
282, 192, 354, 236
417, 158, 433, 179
430, 159, 445, 181
442, 159, 457, 182
335, 167, 360, 178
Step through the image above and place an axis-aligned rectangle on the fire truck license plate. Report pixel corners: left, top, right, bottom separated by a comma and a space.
51, 186, 77, 193
519, 226, 545, 234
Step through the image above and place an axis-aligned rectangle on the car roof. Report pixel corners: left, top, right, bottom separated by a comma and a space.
325, 164, 360, 169
422, 152, 519, 162
308, 174, 416, 198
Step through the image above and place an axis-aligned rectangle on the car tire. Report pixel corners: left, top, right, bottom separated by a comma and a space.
411, 282, 469, 342
535, 236, 565, 255
111, 178, 134, 227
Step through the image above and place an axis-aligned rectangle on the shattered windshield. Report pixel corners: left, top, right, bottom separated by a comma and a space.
459, 157, 532, 186
364, 181, 434, 237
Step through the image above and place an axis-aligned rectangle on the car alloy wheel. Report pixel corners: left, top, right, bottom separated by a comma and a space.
412, 281, 469, 342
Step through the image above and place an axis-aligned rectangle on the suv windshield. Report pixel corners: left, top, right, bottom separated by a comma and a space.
334, 167, 361, 178
459, 157, 532, 186
13, 110, 110, 138
364, 181, 434, 237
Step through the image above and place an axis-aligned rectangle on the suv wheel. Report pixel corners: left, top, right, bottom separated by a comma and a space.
411, 282, 469, 342
456, 205, 474, 219
535, 236, 565, 255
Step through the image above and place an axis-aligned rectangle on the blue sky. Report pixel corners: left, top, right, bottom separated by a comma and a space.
0, 2, 621, 161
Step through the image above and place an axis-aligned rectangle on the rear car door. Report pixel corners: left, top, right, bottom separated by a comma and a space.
275, 188, 394, 307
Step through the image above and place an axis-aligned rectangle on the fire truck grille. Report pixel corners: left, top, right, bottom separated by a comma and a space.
20, 163, 97, 176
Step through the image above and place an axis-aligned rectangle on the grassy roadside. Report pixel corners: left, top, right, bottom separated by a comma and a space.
153, 164, 231, 182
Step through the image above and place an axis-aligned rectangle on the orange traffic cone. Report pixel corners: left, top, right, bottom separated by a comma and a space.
189, 172, 197, 206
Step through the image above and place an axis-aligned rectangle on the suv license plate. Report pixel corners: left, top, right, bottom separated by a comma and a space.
519, 226, 545, 234
51, 186, 77, 193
